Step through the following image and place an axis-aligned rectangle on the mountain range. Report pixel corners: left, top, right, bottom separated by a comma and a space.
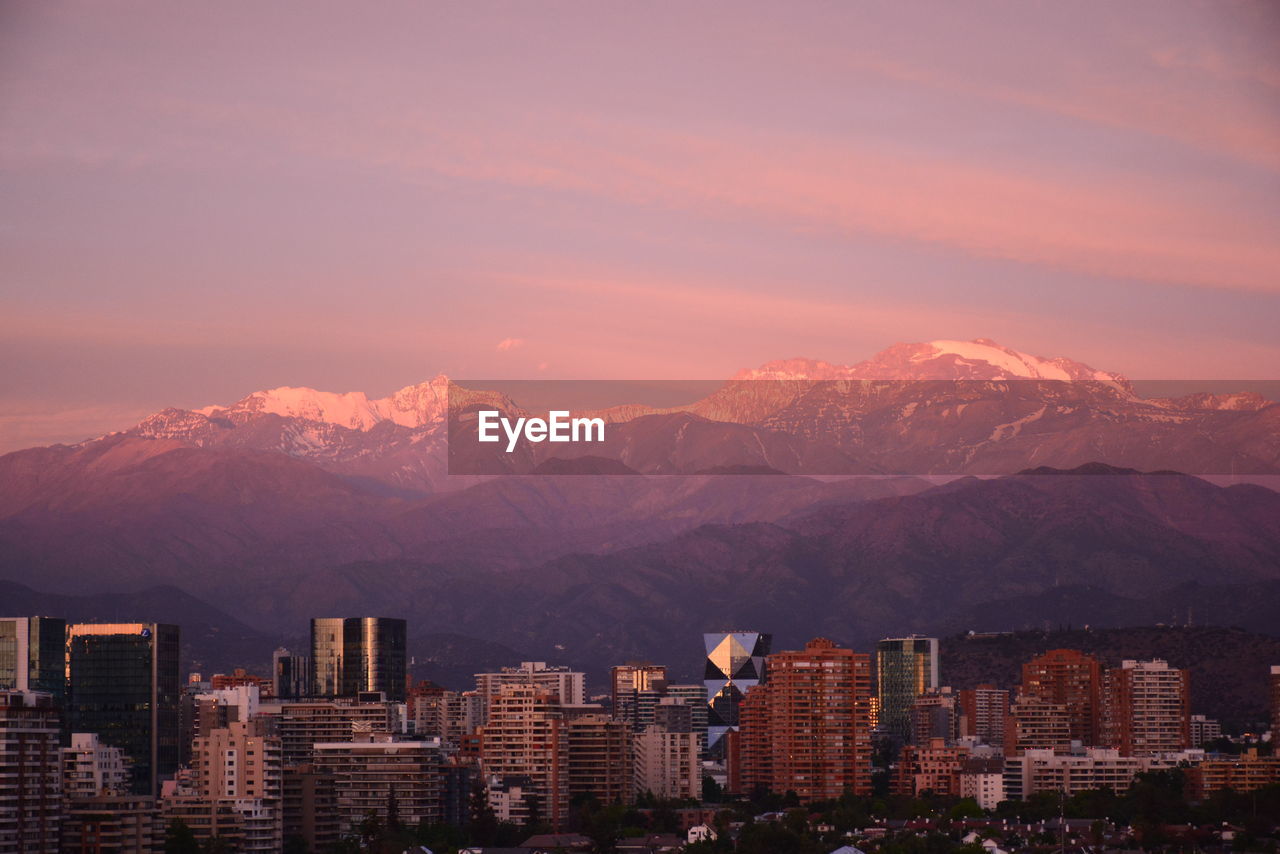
2, 338, 1278, 682
76, 337, 1279, 489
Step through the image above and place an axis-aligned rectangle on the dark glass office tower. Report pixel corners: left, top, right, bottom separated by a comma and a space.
310, 617, 407, 701
273, 646, 313, 700
66, 623, 181, 796
0, 616, 67, 703
875, 635, 939, 743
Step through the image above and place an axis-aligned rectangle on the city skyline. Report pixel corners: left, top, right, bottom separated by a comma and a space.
3, 3, 1279, 850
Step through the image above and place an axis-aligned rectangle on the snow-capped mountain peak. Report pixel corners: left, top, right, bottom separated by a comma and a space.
910, 338, 1123, 381
734, 339, 1127, 384
196, 375, 453, 431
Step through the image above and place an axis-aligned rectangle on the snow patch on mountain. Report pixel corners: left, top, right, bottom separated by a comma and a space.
920, 339, 1073, 381
196, 375, 453, 431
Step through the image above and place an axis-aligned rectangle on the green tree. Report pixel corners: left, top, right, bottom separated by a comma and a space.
468, 780, 499, 846
164, 819, 200, 854
947, 798, 983, 820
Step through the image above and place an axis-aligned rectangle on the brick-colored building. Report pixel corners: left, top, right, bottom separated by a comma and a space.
210, 669, 274, 699
1021, 649, 1102, 746
737, 638, 872, 801
479, 684, 570, 830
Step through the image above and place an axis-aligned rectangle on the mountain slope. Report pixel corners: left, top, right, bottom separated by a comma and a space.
0, 432, 928, 601
240, 466, 1280, 676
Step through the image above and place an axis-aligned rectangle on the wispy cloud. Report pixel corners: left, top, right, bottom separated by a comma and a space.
496, 337, 525, 352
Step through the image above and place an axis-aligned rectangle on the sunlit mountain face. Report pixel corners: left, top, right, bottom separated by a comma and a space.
42, 338, 1272, 491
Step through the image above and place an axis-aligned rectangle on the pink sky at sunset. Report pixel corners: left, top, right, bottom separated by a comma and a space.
2, 1, 1279, 452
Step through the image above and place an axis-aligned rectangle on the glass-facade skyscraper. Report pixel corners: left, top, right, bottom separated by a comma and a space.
66, 622, 181, 796
272, 646, 313, 700
703, 631, 771, 753
310, 617, 407, 701
0, 616, 67, 703
875, 635, 939, 743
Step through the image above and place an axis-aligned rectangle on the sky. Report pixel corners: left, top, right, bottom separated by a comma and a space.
2, 1, 1279, 452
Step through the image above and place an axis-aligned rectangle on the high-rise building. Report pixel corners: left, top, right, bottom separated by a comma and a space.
1020, 649, 1102, 746
563, 708, 633, 806
272, 648, 312, 700
411, 685, 486, 745
737, 638, 873, 801
1008, 693, 1072, 755
634, 700, 700, 800
479, 683, 569, 830
1101, 659, 1190, 756
0, 691, 62, 854
313, 733, 445, 837
735, 685, 770, 795
875, 636, 938, 743
703, 631, 771, 753
282, 764, 339, 853
663, 684, 710, 753
62, 793, 162, 853
67, 623, 181, 796
258, 697, 401, 766
161, 793, 271, 852
611, 662, 667, 727
0, 617, 66, 702
173, 717, 284, 852
311, 619, 347, 699
193, 685, 260, 740
193, 720, 283, 808
61, 731, 162, 852
310, 618, 407, 701
475, 662, 585, 722
910, 687, 960, 746
958, 685, 1009, 752
63, 732, 130, 797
